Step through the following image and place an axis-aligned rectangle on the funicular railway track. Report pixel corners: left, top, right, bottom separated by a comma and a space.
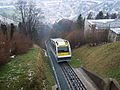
46, 39, 87, 90
60, 62, 87, 90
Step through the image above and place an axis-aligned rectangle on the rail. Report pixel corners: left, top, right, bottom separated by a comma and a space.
60, 62, 87, 90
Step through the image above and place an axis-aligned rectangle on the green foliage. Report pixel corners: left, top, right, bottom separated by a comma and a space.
106, 67, 120, 83
69, 56, 82, 68
95, 11, 105, 19
111, 13, 117, 19
43, 57, 55, 90
87, 12, 93, 19
104, 13, 110, 19
93, 11, 118, 20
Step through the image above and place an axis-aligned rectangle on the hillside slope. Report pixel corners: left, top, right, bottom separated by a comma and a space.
0, 47, 55, 90
71, 42, 120, 83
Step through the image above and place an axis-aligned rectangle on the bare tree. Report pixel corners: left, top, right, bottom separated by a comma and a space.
26, 2, 41, 37
10, 23, 15, 40
15, 0, 27, 24
15, 0, 42, 38
15, 0, 27, 35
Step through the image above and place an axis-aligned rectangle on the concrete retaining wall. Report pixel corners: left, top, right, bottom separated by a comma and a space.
107, 79, 120, 90
81, 67, 120, 90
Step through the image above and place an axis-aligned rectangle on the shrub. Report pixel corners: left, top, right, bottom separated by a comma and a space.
61, 29, 84, 48
0, 32, 33, 66
11, 32, 33, 55
0, 34, 10, 66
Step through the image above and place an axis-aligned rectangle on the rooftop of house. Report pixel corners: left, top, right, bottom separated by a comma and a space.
110, 28, 120, 34
87, 19, 115, 24
87, 19, 120, 29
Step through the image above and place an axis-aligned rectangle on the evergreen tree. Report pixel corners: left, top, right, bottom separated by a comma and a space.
111, 13, 117, 19
77, 14, 84, 30
104, 13, 109, 19
95, 11, 104, 19
87, 12, 93, 19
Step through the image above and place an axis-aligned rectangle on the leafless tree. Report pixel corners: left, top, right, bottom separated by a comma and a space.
15, 0, 42, 38
15, 0, 27, 24
10, 23, 15, 40
1, 24, 7, 36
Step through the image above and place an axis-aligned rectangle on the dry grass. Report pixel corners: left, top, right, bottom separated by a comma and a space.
0, 34, 11, 65
12, 32, 33, 55
0, 32, 33, 66
61, 29, 84, 48
72, 42, 120, 83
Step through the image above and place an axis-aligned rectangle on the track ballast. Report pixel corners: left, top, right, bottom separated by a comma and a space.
60, 62, 87, 90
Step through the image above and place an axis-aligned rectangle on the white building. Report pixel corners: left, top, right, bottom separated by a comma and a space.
108, 28, 120, 42
84, 19, 114, 36
84, 19, 120, 42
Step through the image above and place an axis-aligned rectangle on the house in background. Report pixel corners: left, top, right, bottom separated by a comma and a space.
108, 28, 120, 42
84, 19, 120, 43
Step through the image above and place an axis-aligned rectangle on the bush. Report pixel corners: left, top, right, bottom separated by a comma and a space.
61, 29, 84, 48
11, 32, 33, 55
0, 32, 33, 66
0, 34, 10, 66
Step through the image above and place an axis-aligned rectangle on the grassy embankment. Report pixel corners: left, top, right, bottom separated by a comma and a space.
0, 47, 55, 90
70, 42, 120, 83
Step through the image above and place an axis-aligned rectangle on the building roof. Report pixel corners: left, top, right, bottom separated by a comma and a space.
110, 28, 120, 34
87, 19, 120, 30
88, 19, 115, 24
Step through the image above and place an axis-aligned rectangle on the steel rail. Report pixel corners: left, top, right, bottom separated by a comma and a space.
60, 62, 87, 90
